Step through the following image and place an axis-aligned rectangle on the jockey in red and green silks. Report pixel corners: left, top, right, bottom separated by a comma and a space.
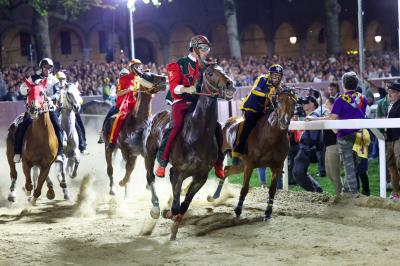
232, 64, 285, 165
155, 35, 225, 179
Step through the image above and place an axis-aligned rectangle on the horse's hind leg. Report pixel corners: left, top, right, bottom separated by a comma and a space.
208, 163, 244, 202
119, 155, 137, 198
264, 166, 281, 221
46, 176, 55, 200
105, 147, 115, 195
71, 154, 80, 178
32, 166, 51, 205
234, 164, 253, 218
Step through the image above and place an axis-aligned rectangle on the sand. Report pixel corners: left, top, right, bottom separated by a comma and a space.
1, 126, 400, 266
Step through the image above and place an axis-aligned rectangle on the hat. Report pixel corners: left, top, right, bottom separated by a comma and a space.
388, 82, 400, 92
299, 96, 318, 108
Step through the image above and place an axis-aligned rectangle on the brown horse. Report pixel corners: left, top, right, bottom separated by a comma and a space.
141, 64, 236, 240
208, 89, 297, 220
102, 72, 167, 195
6, 80, 60, 204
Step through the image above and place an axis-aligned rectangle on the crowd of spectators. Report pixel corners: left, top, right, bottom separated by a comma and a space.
0, 51, 399, 100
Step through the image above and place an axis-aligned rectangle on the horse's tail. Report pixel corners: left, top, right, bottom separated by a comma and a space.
222, 116, 243, 152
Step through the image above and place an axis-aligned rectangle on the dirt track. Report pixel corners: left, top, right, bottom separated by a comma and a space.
1, 128, 400, 265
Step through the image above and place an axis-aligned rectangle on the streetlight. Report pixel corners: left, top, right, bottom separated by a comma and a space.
126, 0, 172, 60
374, 35, 382, 43
289, 36, 297, 44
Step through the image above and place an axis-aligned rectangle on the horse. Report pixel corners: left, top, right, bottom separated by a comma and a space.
6, 79, 59, 204
207, 89, 297, 220
60, 82, 83, 181
102, 72, 167, 195
141, 64, 236, 240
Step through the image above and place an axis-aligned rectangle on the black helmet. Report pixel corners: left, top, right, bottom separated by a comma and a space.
268, 64, 284, 75
39, 58, 54, 68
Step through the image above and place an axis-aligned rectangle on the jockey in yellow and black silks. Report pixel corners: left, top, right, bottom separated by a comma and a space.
232, 64, 284, 165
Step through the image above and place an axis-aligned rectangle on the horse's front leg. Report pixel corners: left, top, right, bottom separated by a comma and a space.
71, 151, 80, 178
264, 166, 282, 221
32, 166, 51, 205
234, 164, 253, 218
119, 155, 137, 198
105, 146, 115, 195
22, 162, 33, 200
162, 168, 182, 220
144, 151, 160, 219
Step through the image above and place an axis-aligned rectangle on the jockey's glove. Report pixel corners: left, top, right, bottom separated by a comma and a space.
182, 86, 196, 94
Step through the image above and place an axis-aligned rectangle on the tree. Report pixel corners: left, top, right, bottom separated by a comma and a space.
324, 0, 341, 54
0, 0, 110, 62
223, 0, 241, 59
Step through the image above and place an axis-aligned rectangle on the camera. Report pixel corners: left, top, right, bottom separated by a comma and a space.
294, 103, 306, 117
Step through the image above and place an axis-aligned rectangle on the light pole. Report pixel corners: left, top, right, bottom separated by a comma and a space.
126, 0, 172, 60
127, 0, 136, 60
357, 0, 365, 94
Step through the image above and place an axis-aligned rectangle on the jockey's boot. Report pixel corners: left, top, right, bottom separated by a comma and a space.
155, 165, 166, 178
13, 154, 22, 163
107, 142, 116, 151
214, 163, 225, 180
98, 133, 104, 144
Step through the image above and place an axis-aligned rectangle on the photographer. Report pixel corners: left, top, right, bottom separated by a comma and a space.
293, 96, 323, 193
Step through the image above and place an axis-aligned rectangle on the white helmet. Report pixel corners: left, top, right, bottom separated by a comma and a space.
39, 58, 54, 68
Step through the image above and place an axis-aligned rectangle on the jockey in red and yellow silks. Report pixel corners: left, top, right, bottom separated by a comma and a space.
107, 59, 142, 149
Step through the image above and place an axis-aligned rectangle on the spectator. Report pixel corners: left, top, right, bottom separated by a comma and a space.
309, 71, 367, 197
293, 95, 323, 193
385, 82, 400, 201
257, 167, 283, 190
323, 97, 342, 196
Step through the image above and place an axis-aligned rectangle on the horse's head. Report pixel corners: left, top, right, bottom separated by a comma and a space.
202, 63, 236, 100
272, 89, 297, 130
137, 71, 168, 94
63, 82, 82, 113
26, 79, 48, 120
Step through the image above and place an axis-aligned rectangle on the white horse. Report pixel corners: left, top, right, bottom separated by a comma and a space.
60, 82, 82, 180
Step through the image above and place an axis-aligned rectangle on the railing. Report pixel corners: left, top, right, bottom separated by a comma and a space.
288, 118, 400, 198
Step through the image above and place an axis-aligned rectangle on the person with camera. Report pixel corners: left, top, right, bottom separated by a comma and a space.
293, 96, 323, 192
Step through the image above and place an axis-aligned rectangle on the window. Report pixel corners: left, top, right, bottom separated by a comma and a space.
99, 31, 107, 53
60, 31, 71, 54
20, 32, 31, 56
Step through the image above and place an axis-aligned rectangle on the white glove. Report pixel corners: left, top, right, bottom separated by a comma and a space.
183, 86, 196, 94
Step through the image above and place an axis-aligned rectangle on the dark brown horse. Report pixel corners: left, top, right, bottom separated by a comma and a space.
208, 89, 297, 220
6, 80, 60, 204
142, 64, 236, 239
103, 72, 167, 195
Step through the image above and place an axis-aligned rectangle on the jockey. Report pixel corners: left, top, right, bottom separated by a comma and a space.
107, 60, 153, 150
232, 64, 285, 165
98, 68, 129, 144
13, 58, 64, 163
154, 35, 225, 179
54, 71, 89, 154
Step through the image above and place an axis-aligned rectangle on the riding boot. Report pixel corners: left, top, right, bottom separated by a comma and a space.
13, 112, 31, 163
214, 122, 225, 179
49, 111, 64, 159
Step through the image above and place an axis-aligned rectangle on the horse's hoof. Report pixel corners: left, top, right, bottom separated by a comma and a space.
71, 173, 77, 179
207, 195, 215, 202
46, 188, 55, 200
146, 184, 151, 190
31, 197, 38, 206
8, 196, 16, 202
60, 182, 67, 189
119, 179, 128, 187
263, 215, 272, 222
150, 206, 160, 219
64, 194, 70, 200
162, 209, 172, 219
109, 190, 116, 196
234, 207, 242, 218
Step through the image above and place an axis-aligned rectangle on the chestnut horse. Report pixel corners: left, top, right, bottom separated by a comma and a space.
102, 72, 167, 195
141, 64, 236, 240
6, 79, 60, 204
208, 89, 297, 220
